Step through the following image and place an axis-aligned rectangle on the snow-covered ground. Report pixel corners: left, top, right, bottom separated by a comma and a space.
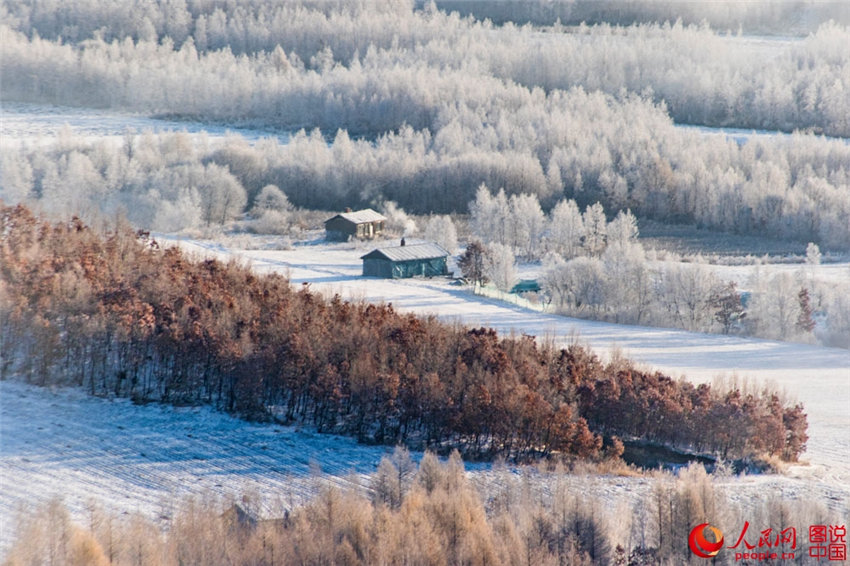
0, 379, 387, 549
0, 103, 292, 148
675, 123, 850, 146
2, 378, 847, 555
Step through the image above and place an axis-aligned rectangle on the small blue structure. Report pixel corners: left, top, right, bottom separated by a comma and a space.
511, 279, 540, 294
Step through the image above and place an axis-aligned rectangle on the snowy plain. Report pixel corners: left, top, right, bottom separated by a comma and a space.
0, 102, 293, 149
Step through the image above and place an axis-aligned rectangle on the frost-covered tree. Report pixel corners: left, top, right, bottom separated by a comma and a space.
710, 282, 745, 335
249, 184, 292, 235
566, 256, 606, 313
469, 184, 510, 247
484, 243, 517, 292
805, 242, 821, 268
424, 215, 458, 254
543, 255, 606, 314
382, 201, 417, 237
458, 240, 488, 287
0, 151, 34, 204
39, 151, 106, 221
197, 164, 247, 226
508, 192, 546, 260
822, 286, 850, 348
252, 184, 291, 215
582, 202, 608, 256
607, 209, 639, 247
660, 260, 723, 332
540, 253, 571, 310
601, 241, 651, 324
548, 198, 584, 259
747, 271, 802, 340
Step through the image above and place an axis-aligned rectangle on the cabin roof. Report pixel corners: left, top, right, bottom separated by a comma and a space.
361, 242, 448, 262
326, 208, 386, 225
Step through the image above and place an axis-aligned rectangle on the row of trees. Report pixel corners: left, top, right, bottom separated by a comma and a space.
540, 244, 850, 347
470, 185, 638, 260
461, 187, 848, 346
0, 130, 250, 231
7, 458, 844, 566
4, 1, 850, 138
5, 107, 850, 247
462, 235, 849, 347
0, 205, 808, 463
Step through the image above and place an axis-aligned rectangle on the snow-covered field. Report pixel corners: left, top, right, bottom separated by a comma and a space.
0, 103, 293, 148
0, 379, 388, 549
676, 123, 850, 146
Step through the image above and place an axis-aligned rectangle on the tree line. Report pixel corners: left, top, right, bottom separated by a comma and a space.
463, 187, 849, 348
4, 107, 850, 247
3, 0, 850, 137
0, 205, 808, 463
437, 0, 850, 34
5, 456, 843, 566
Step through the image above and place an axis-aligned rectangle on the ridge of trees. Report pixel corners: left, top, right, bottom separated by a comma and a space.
0, 205, 808, 463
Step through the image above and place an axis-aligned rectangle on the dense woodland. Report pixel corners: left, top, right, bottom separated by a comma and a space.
3, 0, 850, 140
4, 114, 850, 248
2, 1, 850, 247
0, 205, 808, 464
436, 0, 850, 32
5, 456, 845, 566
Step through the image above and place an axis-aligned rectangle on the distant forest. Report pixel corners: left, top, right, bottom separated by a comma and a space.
0, 205, 808, 463
2, 1, 850, 247
435, 0, 850, 32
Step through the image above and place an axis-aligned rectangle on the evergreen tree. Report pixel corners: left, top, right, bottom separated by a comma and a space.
796, 288, 816, 334
458, 241, 489, 287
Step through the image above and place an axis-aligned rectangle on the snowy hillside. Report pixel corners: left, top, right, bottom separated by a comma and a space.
0, 379, 383, 551
3, 375, 848, 555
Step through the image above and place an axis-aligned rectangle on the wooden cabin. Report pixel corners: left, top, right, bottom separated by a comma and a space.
324, 208, 386, 241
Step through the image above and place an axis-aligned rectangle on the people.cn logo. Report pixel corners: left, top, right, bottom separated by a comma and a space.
689, 523, 725, 558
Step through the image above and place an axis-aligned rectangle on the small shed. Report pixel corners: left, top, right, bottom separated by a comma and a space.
324, 209, 386, 241
511, 279, 541, 294
361, 242, 449, 279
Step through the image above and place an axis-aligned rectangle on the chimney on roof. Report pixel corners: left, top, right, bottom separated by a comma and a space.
400, 237, 406, 247
345, 207, 352, 213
